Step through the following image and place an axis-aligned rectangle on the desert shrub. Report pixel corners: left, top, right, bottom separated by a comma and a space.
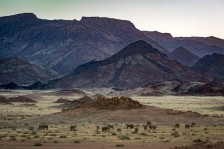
140, 132, 148, 136
118, 135, 130, 140
163, 139, 169, 143
34, 135, 39, 138
74, 139, 80, 143
27, 136, 31, 140
31, 131, 37, 135
115, 144, 125, 147
193, 139, 203, 143
33, 142, 42, 146
134, 137, 141, 140
20, 134, 27, 138
53, 140, 58, 143
171, 132, 179, 138
112, 132, 117, 135
59, 135, 67, 138
0, 134, 7, 139
9, 135, 16, 141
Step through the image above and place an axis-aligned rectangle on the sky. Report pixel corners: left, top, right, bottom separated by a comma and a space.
0, 0, 224, 39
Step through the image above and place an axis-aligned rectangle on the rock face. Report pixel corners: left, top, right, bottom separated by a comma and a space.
168, 47, 200, 66
46, 40, 207, 89
192, 53, 224, 80
0, 13, 167, 75
0, 57, 58, 85
143, 31, 224, 57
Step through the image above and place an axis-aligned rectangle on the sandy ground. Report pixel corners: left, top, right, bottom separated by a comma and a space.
0, 90, 223, 149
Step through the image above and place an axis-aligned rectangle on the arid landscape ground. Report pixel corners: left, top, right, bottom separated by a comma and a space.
0, 89, 223, 149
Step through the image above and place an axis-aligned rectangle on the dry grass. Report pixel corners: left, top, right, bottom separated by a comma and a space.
0, 90, 223, 149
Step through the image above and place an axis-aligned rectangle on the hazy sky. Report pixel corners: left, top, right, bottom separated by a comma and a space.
0, 0, 224, 38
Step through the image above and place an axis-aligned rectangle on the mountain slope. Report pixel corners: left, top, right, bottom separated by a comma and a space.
143, 31, 224, 57
168, 47, 200, 66
192, 53, 224, 80
0, 13, 167, 75
46, 40, 207, 89
0, 57, 58, 85
177, 36, 224, 49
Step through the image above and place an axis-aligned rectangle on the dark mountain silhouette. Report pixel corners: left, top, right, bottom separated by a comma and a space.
168, 47, 200, 66
0, 13, 167, 75
0, 57, 58, 85
192, 53, 224, 80
45, 40, 207, 89
143, 31, 224, 57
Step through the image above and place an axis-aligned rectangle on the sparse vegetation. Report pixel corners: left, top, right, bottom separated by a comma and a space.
118, 135, 130, 140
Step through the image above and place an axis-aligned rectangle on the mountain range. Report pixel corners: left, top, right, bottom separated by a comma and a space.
0, 13, 166, 75
0, 13, 224, 88
143, 31, 224, 57
45, 40, 207, 89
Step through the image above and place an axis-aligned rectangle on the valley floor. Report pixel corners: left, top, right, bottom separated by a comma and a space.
0, 90, 223, 149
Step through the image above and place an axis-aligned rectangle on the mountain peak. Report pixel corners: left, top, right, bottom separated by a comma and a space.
107, 40, 160, 61
192, 53, 224, 80
168, 47, 200, 66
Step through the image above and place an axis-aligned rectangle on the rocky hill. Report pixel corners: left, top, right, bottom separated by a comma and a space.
45, 40, 207, 89
143, 31, 224, 57
0, 13, 167, 75
0, 57, 58, 85
168, 47, 200, 66
192, 53, 224, 80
